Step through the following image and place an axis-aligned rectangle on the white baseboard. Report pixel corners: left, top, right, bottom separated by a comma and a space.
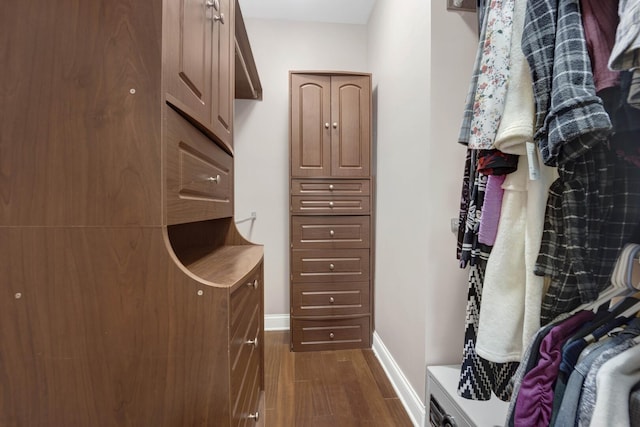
265, 314, 290, 331
372, 331, 426, 427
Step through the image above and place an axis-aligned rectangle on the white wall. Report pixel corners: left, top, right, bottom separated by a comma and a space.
234, 19, 368, 319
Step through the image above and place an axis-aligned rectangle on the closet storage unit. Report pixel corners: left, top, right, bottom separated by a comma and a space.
289, 71, 374, 351
0, 0, 264, 426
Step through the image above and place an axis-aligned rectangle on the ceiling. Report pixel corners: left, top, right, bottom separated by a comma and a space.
237, 0, 377, 25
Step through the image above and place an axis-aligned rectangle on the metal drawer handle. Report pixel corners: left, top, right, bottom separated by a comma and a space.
329, 263, 335, 271
329, 230, 335, 237
329, 332, 335, 339
328, 201, 334, 207
329, 296, 335, 304
324, 122, 330, 129
247, 337, 259, 348
248, 411, 260, 421
206, 175, 220, 183
205, 0, 219, 10
332, 122, 338, 129
329, 184, 334, 190
213, 13, 225, 23
246, 279, 259, 289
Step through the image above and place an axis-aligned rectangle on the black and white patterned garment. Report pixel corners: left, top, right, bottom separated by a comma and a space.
456, 149, 519, 401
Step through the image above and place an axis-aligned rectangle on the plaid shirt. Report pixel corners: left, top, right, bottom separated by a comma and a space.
536, 142, 640, 323
522, 0, 612, 166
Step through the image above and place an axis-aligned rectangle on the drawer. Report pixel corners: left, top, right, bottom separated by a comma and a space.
291, 195, 370, 215
291, 179, 370, 196
291, 249, 370, 283
291, 316, 371, 351
291, 282, 370, 316
291, 216, 370, 249
165, 107, 233, 225
232, 339, 261, 427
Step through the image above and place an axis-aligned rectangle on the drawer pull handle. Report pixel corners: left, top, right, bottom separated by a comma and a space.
329, 184, 334, 190
247, 337, 259, 348
329, 201, 334, 207
329, 332, 335, 339
247, 279, 259, 289
329, 230, 335, 237
248, 411, 260, 421
329, 296, 335, 304
206, 175, 220, 183
329, 263, 335, 271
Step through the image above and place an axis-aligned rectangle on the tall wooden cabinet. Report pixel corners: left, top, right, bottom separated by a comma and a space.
289, 71, 374, 352
0, 0, 264, 426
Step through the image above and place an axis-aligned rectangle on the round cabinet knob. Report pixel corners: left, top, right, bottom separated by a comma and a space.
206, 0, 219, 10
328, 184, 334, 190
247, 337, 259, 348
324, 123, 330, 129
213, 13, 225, 23
329, 263, 335, 271
332, 122, 338, 129
328, 201, 334, 207
248, 412, 260, 421
329, 296, 335, 304
207, 175, 220, 183
329, 332, 335, 339
246, 279, 259, 289
329, 230, 335, 237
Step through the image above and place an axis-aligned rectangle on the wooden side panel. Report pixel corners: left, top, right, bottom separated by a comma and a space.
331, 75, 371, 178
0, 0, 163, 227
290, 74, 331, 177
0, 227, 231, 427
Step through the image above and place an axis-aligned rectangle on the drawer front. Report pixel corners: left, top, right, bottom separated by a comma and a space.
291, 282, 370, 316
291, 249, 370, 283
291, 216, 370, 249
230, 265, 263, 427
166, 108, 233, 224
291, 316, 371, 351
291, 195, 370, 215
291, 179, 370, 196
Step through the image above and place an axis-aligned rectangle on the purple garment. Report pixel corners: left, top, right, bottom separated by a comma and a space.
478, 174, 506, 245
513, 310, 596, 427
580, 0, 621, 92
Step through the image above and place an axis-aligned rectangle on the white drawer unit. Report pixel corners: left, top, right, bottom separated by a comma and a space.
427, 365, 509, 427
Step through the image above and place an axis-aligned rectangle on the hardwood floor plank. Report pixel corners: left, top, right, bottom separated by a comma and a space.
265, 331, 414, 426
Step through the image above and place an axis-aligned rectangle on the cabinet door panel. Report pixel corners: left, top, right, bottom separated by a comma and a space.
290, 74, 331, 177
331, 76, 371, 177
211, 0, 234, 151
165, 0, 212, 131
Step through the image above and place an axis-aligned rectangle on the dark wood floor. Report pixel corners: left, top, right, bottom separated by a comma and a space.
264, 331, 415, 427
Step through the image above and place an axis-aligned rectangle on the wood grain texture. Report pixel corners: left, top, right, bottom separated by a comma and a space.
0, 227, 231, 426
265, 331, 413, 426
0, 0, 163, 227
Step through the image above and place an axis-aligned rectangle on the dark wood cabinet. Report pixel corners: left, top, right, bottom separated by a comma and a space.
290, 74, 371, 178
0, 1, 264, 425
289, 71, 374, 352
166, 0, 235, 153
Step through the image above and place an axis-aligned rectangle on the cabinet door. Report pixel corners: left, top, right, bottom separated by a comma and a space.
210, 0, 234, 151
290, 74, 331, 177
165, 0, 213, 132
164, 0, 234, 152
330, 76, 371, 177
